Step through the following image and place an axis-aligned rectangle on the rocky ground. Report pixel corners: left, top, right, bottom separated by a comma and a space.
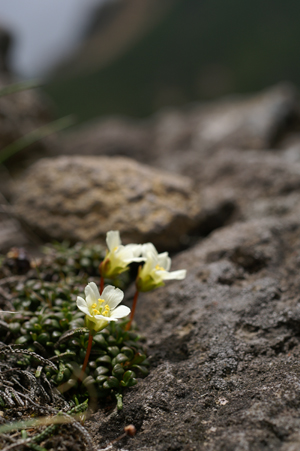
2, 82, 300, 450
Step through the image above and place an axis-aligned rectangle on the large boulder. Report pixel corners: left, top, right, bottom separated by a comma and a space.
12, 156, 202, 250
88, 216, 300, 450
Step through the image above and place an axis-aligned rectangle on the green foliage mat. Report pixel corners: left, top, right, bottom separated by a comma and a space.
0, 242, 149, 449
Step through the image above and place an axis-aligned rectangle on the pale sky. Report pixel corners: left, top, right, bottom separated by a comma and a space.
0, 0, 106, 78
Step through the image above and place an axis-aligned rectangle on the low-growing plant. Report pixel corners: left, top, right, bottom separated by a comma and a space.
0, 230, 186, 449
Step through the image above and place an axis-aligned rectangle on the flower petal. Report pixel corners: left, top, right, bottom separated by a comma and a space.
157, 252, 171, 271
110, 305, 131, 319
141, 242, 157, 257
124, 243, 143, 258
159, 269, 187, 281
85, 283, 98, 308
139, 249, 157, 278
94, 314, 110, 320
96, 316, 118, 322
106, 230, 121, 251
76, 296, 92, 316
89, 282, 101, 300
116, 245, 143, 263
102, 285, 124, 309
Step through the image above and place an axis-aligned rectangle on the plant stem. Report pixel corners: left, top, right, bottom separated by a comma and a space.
78, 332, 93, 382
100, 276, 104, 294
125, 290, 139, 331
115, 393, 123, 410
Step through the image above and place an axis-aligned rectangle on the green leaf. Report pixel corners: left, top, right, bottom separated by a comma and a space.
132, 365, 149, 377
112, 353, 128, 365
93, 334, 108, 348
103, 376, 119, 389
120, 346, 134, 360
96, 375, 108, 385
94, 366, 109, 377
112, 364, 125, 379
107, 346, 120, 357
130, 352, 147, 366
95, 355, 111, 365
122, 370, 136, 384
127, 378, 137, 387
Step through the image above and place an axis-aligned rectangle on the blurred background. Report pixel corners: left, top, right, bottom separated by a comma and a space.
1, 0, 300, 123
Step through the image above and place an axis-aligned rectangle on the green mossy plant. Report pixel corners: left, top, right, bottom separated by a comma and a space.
0, 241, 148, 411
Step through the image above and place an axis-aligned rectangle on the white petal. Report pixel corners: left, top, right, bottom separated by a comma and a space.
115, 245, 131, 259
139, 251, 156, 278
118, 244, 144, 263
94, 313, 110, 320
159, 269, 187, 281
76, 296, 92, 316
110, 305, 131, 319
165, 257, 172, 271
125, 243, 143, 258
102, 285, 124, 309
123, 256, 145, 263
157, 252, 171, 271
89, 282, 101, 300
141, 242, 157, 257
98, 316, 118, 322
85, 284, 97, 308
106, 230, 121, 251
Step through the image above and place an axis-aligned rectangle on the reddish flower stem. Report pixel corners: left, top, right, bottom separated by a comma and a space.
100, 276, 104, 294
78, 332, 93, 383
125, 290, 139, 331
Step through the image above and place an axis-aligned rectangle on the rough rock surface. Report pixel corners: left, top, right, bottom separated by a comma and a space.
62, 116, 152, 160
5, 81, 300, 450
87, 216, 300, 450
12, 156, 202, 250
183, 147, 300, 225
0, 76, 57, 169
61, 83, 300, 168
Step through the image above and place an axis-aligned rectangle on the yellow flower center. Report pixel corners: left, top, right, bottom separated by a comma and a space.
91, 299, 109, 317
102, 304, 110, 316
155, 264, 165, 271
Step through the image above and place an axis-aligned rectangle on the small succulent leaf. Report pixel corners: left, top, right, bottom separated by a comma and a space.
132, 365, 149, 377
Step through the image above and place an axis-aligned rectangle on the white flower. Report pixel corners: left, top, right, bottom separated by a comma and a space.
76, 282, 130, 332
136, 243, 186, 292
100, 230, 144, 279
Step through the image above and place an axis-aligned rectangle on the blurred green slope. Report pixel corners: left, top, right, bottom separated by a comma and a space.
44, 0, 300, 122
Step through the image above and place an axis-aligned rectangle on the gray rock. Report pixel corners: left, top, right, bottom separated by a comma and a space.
154, 84, 300, 175
62, 116, 152, 161
0, 218, 28, 252
176, 146, 300, 228
60, 84, 300, 174
152, 82, 298, 174
12, 155, 202, 250
191, 82, 300, 151
88, 216, 300, 450
0, 76, 57, 169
